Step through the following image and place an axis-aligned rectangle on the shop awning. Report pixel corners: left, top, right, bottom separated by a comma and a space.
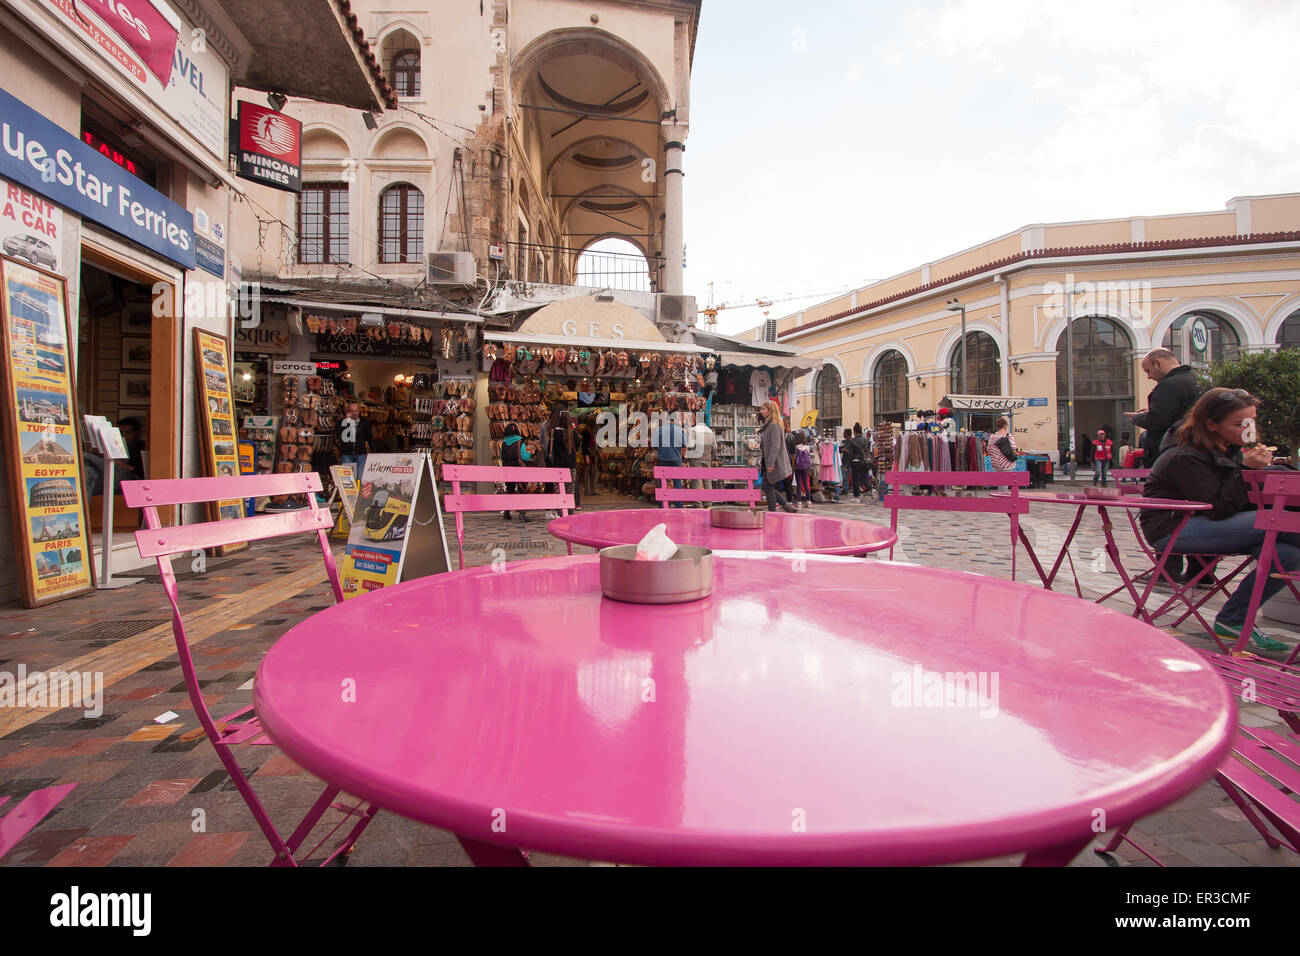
483, 331, 708, 353
717, 351, 819, 373
260, 296, 483, 324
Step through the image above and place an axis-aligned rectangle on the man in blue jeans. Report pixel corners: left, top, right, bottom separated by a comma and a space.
651, 417, 687, 508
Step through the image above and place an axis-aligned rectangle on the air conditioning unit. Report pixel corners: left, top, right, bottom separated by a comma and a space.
655, 293, 697, 334
427, 251, 476, 286
762, 318, 779, 343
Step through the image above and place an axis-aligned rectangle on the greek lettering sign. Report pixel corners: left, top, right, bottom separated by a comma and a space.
234, 102, 302, 193
945, 394, 1029, 411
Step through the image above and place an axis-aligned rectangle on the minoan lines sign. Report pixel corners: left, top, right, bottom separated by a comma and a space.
234, 102, 302, 193
0, 86, 195, 269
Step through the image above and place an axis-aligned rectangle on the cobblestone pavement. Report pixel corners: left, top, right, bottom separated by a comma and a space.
1, 485, 1296, 868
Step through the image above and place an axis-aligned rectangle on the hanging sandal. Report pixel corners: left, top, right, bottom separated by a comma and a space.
1213, 620, 1287, 652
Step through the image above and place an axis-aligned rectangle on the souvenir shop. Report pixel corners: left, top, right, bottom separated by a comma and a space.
232, 298, 483, 499
481, 298, 710, 499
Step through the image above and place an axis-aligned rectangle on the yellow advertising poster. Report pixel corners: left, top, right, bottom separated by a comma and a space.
192, 329, 247, 554
0, 255, 94, 605
328, 463, 358, 539
339, 454, 418, 598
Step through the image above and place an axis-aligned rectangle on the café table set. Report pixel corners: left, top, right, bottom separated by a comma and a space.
252, 493, 1236, 867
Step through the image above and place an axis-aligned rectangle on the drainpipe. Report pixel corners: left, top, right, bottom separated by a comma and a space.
995, 274, 1010, 395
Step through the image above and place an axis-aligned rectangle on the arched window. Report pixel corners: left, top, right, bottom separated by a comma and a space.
1162, 313, 1241, 364
1278, 310, 1300, 350
1054, 316, 1133, 398
378, 184, 424, 263
873, 350, 908, 424
949, 331, 1000, 395
381, 30, 422, 98
816, 365, 842, 432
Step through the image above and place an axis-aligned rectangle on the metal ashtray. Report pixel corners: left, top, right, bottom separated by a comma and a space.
709, 506, 766, 529
1084, 486, 1123, 499
599, 545, 714, 604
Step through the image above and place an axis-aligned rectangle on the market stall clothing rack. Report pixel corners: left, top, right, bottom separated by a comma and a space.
441, 464, 575, 569
121, 472, 379, 867
653, 466, 760, 508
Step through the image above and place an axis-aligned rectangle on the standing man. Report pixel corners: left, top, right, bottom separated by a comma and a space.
684, 419, 715, 507
848, 423, 872, 502
1125, 348, 1201, 466
1124, 346, 1202, 580
651, 415, 687, 508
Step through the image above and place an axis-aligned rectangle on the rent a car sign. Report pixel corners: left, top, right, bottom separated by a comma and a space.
0, 85, 195, 269
0, 176, 63, 272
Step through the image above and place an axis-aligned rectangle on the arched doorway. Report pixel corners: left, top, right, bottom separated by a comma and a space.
949, 331, 1000, 431
873, 350, 908, 425
816, 365, 842, 435
1055, 316, 1134, 464
1162, 312, 1242, 365
1278, 309, 1300, 350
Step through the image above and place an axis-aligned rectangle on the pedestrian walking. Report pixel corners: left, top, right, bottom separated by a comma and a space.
757, 401, 798, 513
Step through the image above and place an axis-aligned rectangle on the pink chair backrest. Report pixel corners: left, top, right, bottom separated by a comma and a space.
652, 465, 760, 507
1111, 468, 1150, 483
121, 474, 342, 746
1254, 472, 1300, 535
440, 464, 574, 568
883, 470, 1031, 515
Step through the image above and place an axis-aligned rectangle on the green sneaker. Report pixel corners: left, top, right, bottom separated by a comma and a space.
1213, 620, 1287, 652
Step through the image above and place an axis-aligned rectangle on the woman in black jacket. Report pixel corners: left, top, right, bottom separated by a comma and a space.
1142, 388, 1298, 651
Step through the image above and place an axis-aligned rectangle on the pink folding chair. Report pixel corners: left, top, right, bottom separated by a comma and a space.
121, 473, 379, 867
0, 784, 76, 861
653, 465, 760, 508
883, 471, 1032, 580
441, 464, 574, 569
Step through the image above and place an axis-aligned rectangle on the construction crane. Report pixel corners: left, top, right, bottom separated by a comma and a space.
697, 281, 867, 326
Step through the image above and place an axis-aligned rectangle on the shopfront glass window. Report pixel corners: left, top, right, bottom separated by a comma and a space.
1278, 310, 1300, 350
299, 183, 349, 264
1054, 316, 1134, 399
873, 350, 908, 423
949, 331, 999, 395
1162, 313, 1241, 364
817, 366, 842, 432
378, 184, 424, 263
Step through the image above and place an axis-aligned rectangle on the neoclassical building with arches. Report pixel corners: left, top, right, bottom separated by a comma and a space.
782, 193, 1300, 463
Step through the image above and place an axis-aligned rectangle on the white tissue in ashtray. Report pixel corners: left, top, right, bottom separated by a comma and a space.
635, 522, 677, 561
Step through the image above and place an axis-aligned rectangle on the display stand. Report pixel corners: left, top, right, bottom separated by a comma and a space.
82, 415, 137, 590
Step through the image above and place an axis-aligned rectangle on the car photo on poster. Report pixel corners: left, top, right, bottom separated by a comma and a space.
363, 487, 411, 542
2, 234, 57, 269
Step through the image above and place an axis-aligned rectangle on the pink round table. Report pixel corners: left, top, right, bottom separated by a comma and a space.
253, 552, 1235, 867
547, 507, 895, 555
990, 491, 1211, 626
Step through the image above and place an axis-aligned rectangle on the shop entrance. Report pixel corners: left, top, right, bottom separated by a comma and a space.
76, 252, 178, 529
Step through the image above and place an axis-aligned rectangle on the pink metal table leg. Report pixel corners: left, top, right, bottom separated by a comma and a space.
0, 784, 76, 860
1021, 837, 1091, 867
1119, 510, 1191, 626
455, 835, 531, 866
1020, 505, 1086, 593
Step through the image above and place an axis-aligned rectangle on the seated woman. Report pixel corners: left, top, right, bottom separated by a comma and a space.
1142, 388, 1299, 652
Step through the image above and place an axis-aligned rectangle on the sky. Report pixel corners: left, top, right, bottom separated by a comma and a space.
675, 0, 1300, 336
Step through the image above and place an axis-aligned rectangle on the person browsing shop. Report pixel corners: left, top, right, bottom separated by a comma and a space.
651, 416, 688, 508
500, 422, 531, 522
548, 409, 581, 511
987, 418, 1019, 473
1140, 388, 1299, 652
337, 401, 370, 476
757, 401, 799, 513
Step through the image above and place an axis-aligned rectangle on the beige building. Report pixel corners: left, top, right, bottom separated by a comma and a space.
769, 194, 1300, 462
